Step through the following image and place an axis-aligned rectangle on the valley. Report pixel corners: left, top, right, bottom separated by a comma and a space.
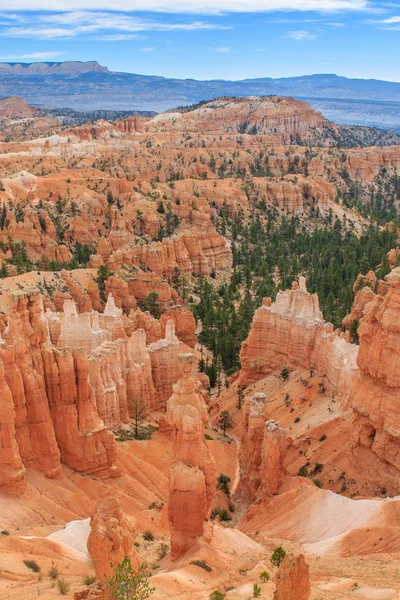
1, 94, 400, 600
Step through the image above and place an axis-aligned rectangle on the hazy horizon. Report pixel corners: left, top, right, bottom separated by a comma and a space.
0, 1, 400, 82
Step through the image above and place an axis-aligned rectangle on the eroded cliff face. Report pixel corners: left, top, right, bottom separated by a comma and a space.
87, 496, 140, 581
239, 278, 324, 383
351, 267, 400, 488
238, 271, 400, 494
166, 353, 216, 560
0, 289, 196, 495
146, 97, 324, 140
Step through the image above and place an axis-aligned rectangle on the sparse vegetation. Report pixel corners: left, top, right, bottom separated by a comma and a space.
270, 546, 287, 568
218, 411, 233, 437
158, 543, 169, 559
211, 507, 232, 521
143, 530, 155, 542
23, 560, 40, 573
217, 473, 231, 495
190, 559, 213, 572
104, 558, 154, 600
209, 591, 225, 600
253, 583, 262, 597
83, 574, 96, 586
48, 565, 59, 580
57, 578, 70, 595
280, 367, 290, 380
259, 571, 270, 582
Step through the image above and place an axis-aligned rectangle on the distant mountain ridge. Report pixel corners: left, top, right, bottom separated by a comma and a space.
1, 61, 400, 131
0, 61, 109, 75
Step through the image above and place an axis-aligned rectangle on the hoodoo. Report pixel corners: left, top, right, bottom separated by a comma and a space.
274, 553, 311, 600
166, 353, 216, 559
87, 496, 140, 580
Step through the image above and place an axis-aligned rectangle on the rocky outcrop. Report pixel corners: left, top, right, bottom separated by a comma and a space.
1, 291, 62, 484
240, 393, 288, 498
160, 306, 196, 348
106, 232, 232, 278
239, 278, 324, 384
0, 356, 26, 496
166, 353, 216, 559
0, 287, 194, 495
260, 420, 288, 497
148, 320, 195, 409
351, 268, 400, 490
274, 553, 311, 600
147, 97, 324, 140
0, 96, 38, 118
239, 277, 359, 405
87, 496, 140, 580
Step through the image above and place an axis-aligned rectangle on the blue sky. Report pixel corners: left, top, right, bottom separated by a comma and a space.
1, 1, 400, 81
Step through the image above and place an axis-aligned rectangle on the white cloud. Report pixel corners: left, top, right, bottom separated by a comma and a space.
96, 33, 143, 40
0, 51, 64, 59
215, 46, 230, 51
326, 21, 345, 25
140, 46, 155, 51
379, 15, 400, 22
2, 27, 73, 38
0, 0, 369, 13
0, 12, 230, 38
287, 29, 316, 39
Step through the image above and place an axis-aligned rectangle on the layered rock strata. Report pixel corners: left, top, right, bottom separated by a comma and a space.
351, 268, 400, 488
166, 353, 216, 559
0, 289, 195, 495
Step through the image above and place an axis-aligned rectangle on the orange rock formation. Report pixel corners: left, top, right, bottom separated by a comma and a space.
87, 496, 140, 580
240, 393, 288, 498
274, 553, 311, 600
166, 353, 216, 559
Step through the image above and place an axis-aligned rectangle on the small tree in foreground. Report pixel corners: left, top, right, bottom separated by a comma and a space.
104, 558, 154, 600
130, 398, 148, 439
270, 546, 287, 568
218, 410, 233, 437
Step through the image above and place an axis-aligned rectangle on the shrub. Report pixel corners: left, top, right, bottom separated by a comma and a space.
280, 367, 290, 380
210, 591, 225, 600
211, 508, 231, 521
298, 464, 309, 477
57, 578, 70, 595
23, 560, 40, 573
319, 434, 327, 442
270, 546, 287, 568
294, 416, 301, 423
190, 559, 212, 572
253, 583, 262, 597
104, 558, 154, 600
158, 543, 169, 559
48, 566, 59, 580
1, 530, 9, 535
83, 574, 96, 586
143, 530, 154, 542
217, 473, 231, 495
259, 571, 270, 582
311, 462, 323, 475
313, 479, 323, 488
